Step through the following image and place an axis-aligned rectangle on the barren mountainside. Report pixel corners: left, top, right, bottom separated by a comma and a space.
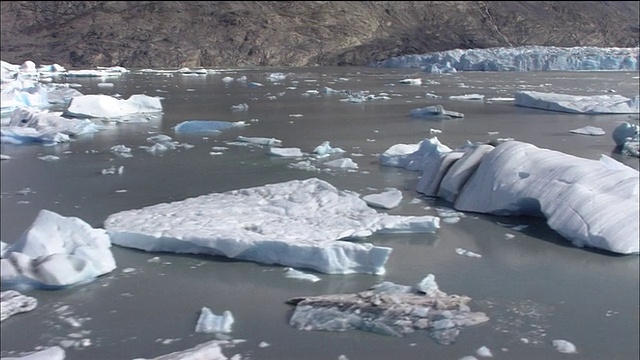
1, 1, 639, 69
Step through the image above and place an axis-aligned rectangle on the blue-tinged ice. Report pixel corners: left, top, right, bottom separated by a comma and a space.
374, 45, 639, 72
174, 120, 247, 134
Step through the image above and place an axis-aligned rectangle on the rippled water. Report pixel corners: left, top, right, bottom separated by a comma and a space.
1, 67, 638, 360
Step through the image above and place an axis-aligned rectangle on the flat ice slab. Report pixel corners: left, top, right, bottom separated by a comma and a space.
104, 178, 440, 275
515, 91, 640, 114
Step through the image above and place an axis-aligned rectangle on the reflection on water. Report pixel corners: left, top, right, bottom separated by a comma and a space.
1, 67, 638, 360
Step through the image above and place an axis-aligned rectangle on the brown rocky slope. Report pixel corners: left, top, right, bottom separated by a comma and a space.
1, 1, 638, 69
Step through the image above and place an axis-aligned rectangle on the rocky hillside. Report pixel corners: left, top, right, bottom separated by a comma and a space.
1, 1, 638, 69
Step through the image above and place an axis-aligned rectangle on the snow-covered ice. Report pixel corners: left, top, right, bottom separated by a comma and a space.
1, 210, 117, 288
104, 177, 440, 275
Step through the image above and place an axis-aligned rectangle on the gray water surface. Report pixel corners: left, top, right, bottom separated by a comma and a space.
1, 67, 638, 360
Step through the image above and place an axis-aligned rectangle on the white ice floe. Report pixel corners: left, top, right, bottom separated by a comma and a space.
0, 346, 65, 360
195, 307, 234, 334
65, 94, 163, 119
570, 126, 605, 136
174, 120, 248, 134
380, 137, 639, 255
515, 91, 639, 114
132, 339, 243, 360
313, 141, 345, 157
552, 339, 578, 354
1, 290, 37, 322
399, 78, 422, 85
476, 346, 493, 357
362, 188, 403, 209
323, 157, 358, 169
284, 267, 321, 282
449, 94, 484, 101
375, 45, 639, 72
104, 177, 440, 275
267, 147, 304, 157
409, 105, 464, 120
234, 135, 282, 146
1, 209, 117, 288
455, 248, 482, 258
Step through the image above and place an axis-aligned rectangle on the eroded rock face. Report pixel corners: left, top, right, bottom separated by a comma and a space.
1, 1, 638, 68
287, 274, 489, 345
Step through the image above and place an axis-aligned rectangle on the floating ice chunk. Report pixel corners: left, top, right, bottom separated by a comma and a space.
379, 137, 452, 171
455, 248, 482, 258
452, 141, 639, 254
174, 120, 247, 134
409, 105, 464, 120
195, 307, 234, 334
323, 158, 358, 169
0, 346, 65, 360
284, 268, 321, 282
1, 126, 69, 145
362, 188, 403, 209
1, 209, 117, 288
132, 339, 241, 360
552, 339, 577, 353
476, 346, 493, 357
399, 78, 422, 85
612, 122, 639, 157
450, 94, 484, 101
9, 107, 102, 137
267, 147, 304, 157
66, 94, 163, 119
313, 141, 345, 157
286, 274, 488, 344
612, 122, 639, 146
230, 103, 248, 111
104, 178, 441, 275
570, 126, 605, 136
1, 290, 37, 321
235, 136, 282, 146
515, 91, 639, 114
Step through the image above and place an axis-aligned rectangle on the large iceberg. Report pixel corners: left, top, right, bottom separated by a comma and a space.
104, 177, 441, 275
1, 210, 117, 288
380, 138, 639, 255
374, 45, 639, 72
515, 91, 640, 114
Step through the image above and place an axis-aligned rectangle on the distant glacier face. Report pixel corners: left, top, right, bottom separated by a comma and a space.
373, 46, 639, 72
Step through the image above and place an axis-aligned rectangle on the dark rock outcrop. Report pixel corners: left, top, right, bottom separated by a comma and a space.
1, 1, 638, 68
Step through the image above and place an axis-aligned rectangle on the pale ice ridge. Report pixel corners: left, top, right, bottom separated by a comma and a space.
132, 339, 244, 360
0, 210, 117, 288
380, 137, 639, 254
515, 91, 639, 114
104, 177, 440, 275
374, 45, 639, 72
0, 346, 65, 360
